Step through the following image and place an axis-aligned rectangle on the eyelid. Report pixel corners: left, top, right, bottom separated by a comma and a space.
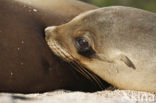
83, 35, 90, 42
83, 32, 95, 52
83, 31, 96, 40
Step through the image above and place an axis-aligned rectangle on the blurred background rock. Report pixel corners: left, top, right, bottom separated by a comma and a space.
80, 0, 156, 13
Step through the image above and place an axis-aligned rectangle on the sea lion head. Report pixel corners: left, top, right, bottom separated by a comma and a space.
45, 6, 156, 92
45, 8, 107, 62
45, 6, 135, 70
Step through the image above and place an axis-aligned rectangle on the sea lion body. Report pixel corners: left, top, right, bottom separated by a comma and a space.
0, 0, 102, 93
45, 6, 156, 92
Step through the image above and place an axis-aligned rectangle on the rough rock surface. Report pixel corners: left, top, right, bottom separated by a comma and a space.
0, 90, 155, 103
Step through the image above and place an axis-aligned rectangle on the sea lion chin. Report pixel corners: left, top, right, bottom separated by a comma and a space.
45, 6, 156, 92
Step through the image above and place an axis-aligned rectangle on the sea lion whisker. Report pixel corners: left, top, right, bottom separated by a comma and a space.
69, 55, 105, 89
72, 59, 105, 90
52, 42, 101, 88
54, 43, 94, 81
51, 42, 91, 79
69, 58, 102, 89
55, 45, 105, 90
70, 61, 99, 87
48, 41, 68, 61
69, 61, 94, 81
50, 43, 89, 78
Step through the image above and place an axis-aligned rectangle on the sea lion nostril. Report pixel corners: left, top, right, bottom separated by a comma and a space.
45, 28, 51, 36
45, 26, 57, 35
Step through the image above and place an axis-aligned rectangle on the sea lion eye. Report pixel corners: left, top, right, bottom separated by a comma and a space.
75, 37, 90, 52
75, 37, 95, 58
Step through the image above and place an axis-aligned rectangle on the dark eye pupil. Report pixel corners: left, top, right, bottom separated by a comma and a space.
75, 37, 95, 58
76, 38, 89, 51
78, 39, 88, 48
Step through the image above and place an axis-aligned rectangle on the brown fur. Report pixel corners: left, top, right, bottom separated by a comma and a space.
0, 0, 109, 93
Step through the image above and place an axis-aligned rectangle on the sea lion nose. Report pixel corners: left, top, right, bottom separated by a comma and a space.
45, 26, 56, 36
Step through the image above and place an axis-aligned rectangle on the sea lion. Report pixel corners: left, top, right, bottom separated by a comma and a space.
0, 0, 109, 93
45, 6, 156, 92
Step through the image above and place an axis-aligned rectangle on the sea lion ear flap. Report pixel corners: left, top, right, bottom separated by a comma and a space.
120, 54, 136, 69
